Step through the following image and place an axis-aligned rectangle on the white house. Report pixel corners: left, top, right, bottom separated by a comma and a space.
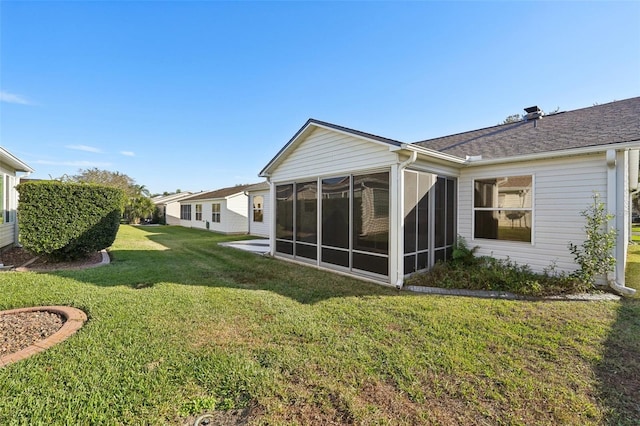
259, 97, 640, 295
245, 181, 270, 238
152, 192, 193, 225
0, 147, 34, 250
179, 184, 258, 234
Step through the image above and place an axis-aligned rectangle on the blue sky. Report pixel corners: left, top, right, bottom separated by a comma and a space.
1, 1, 639, 195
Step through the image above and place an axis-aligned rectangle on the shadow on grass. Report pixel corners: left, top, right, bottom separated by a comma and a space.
594, 244, 640, 424
594, 298, 640, 424
51, 225, 399, 304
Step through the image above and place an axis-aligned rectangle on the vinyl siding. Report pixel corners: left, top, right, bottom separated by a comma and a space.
270, 127, 398, 182
0, 223, 15, 249
180, 193, 248, 234
248, 190, 270, 237
458, 153, 607, 273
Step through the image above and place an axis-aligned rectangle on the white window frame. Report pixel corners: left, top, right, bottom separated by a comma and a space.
472, 175, 534, 244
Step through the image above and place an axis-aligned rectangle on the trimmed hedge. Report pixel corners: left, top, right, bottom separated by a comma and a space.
16, 181, 125, 260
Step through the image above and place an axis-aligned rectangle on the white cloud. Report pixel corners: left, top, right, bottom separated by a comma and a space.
0, 90, 32, 105
34, 160, 112, 167
120, 151, 135, 157
65, 144, 103, 153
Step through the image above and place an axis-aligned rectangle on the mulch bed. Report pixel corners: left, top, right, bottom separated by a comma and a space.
0, 247, 101, 361
0, 246, 103, 271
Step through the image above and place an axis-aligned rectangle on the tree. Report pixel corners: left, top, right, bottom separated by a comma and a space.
61, 168, 154, 224
501, 114, 522, 124
61, 168, 138, 197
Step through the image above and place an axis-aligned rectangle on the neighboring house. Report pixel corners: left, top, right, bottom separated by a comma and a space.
259, 97, 640, 295
152, 192, 193, 225
245, 181, 270, 237
179, 184, 257, 234
0, 147, 34, 250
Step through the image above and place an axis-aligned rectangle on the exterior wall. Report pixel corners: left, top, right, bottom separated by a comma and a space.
271, 127, 399, 182
164, 201, 182, 225
222, 193, 249, 234
248, 189, 270, 237
458, 153, 608, 274
179, 193, 248, 234
0, 168, 18, 249
0, 223, 15, 249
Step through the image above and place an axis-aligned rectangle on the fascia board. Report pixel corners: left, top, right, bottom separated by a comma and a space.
0, 147, 34, 173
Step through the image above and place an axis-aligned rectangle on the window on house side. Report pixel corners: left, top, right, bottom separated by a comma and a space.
180, 204, 192, 220
195, 204, 203, 221
211, 203, 221, 223
473, 175, 532, 242
253, 195, 264, 222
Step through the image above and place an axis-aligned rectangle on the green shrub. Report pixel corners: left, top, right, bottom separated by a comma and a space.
568, 194, 617, 287
16, 181, 125, 260
406, 237, 590, 296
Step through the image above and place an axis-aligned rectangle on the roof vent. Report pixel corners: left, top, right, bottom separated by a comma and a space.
524, 106, 544, 121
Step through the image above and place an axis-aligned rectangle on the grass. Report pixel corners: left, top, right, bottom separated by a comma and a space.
1, 225, 639, 425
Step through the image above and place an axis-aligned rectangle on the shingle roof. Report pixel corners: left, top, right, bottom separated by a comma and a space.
181, 184, 257, 202
413, 97, 640, 160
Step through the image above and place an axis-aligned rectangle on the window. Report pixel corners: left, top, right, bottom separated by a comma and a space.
253, 195, 264, 222
180, 204, 192, 220
211, 203, 221, 223
195, 204, 203, 221
474, 175, 532, 242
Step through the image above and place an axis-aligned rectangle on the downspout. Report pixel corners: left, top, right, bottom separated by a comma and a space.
606, 149, 636, 296
264, 175, 275, 257
395, 150, 418, 288
244, 190, 250, 235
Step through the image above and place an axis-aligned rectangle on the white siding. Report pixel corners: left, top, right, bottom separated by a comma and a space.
270, 127, 398, 182
181, 193, 249, 234
164, 201, 182, 225
222, 193, 248, 234
0, 223, 15, 249
458, 153, 608, 273
248, 190, 270, 237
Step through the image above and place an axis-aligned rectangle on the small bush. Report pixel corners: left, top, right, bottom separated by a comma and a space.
16, 181, 125, 260
568, 194, 617, 287
406, 237, 590, 297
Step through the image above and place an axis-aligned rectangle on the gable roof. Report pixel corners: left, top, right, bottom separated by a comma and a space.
0, 147, 34, 173
152, 192, 193, 205
413, 97, 640, 160
245, 181, 269, 192
180, 183, 257, 202
259, 119, 402, 177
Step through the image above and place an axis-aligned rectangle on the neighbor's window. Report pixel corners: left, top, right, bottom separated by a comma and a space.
474, 175, 532, 242
211, 203, 221, 223
195, 204, 203, 221
253, 195, 264, 222
180, 204, 192, 220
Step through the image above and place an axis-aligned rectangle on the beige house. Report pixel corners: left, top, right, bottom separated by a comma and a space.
259, 97, 640, 295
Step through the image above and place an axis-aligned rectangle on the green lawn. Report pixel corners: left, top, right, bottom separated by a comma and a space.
1, 225, 639, 425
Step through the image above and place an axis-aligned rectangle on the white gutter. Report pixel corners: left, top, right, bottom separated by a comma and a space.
392, 143, 467, 165
395, 150, 418, 288
606, 149, 636, 296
